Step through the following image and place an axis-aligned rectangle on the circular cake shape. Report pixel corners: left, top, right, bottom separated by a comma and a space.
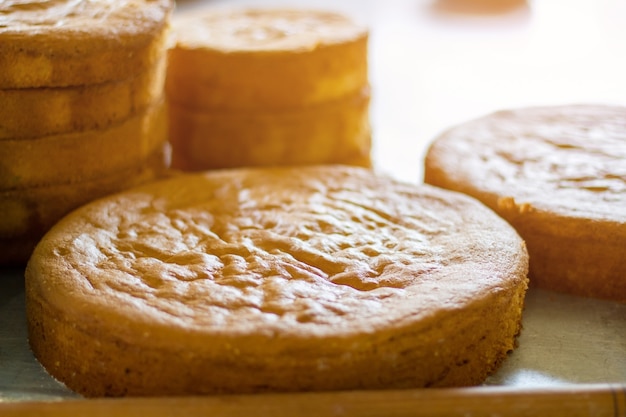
26, 165, 528, 396
166, 7, 369, 110
0, 0, 173, 88
424, 104, 626, 302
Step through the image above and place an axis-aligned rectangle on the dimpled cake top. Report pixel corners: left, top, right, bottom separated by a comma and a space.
173, 8, 367, 53
427, 105, 626, 222
27, 165, 527, 341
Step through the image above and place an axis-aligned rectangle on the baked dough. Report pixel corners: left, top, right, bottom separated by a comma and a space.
166, 7, 371, 171
169, 89, 371, 170
0, 0, 173, 89
0, 144, 170, 265
26, 165, 528, 396
0, 58, 166, 139
1, 99, 167, 188
424, 104, 626, 302
166, 8, 368, 110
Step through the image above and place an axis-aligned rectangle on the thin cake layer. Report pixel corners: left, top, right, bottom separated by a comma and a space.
424, 104, 626, 302
0, 57, 166, 139
167, 8, 368, 111
0, 0, 173, 88
1, 98, 168, 189
0, 144, 170, 264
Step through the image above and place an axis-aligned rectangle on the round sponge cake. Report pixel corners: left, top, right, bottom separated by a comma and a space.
424, 104, 626, 302
0, 0, 172, 88
0, 58, 166, 139
1, 99, 168, 188
166, 8, 368, 111
26, 165, 528, 396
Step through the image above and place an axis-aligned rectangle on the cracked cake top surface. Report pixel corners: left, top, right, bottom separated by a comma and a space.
426, 105, 626, 221
26, 165, 528, 340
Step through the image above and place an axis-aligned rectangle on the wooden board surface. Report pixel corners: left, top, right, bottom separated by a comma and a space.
2, 384, 626, 417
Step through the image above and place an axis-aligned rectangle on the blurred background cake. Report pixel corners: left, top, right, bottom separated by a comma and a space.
166, 8, 372, 171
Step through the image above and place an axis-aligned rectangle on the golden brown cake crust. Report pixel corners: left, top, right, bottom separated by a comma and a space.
0, 58, 166, 139
1, 98, 168, 189
0, 0, 173, 88
424, 104, 626, 302
166, 8, 368, 110
26, 165, 528, 396
169, 89, 371, 171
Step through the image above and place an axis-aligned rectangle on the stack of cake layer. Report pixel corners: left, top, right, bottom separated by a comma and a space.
0, 0, 174, 264
166, 8, 372, 171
